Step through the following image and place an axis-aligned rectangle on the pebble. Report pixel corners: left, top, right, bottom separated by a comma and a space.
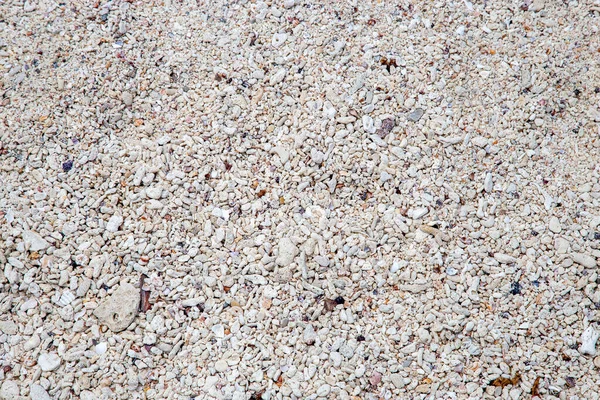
390, 373, 406, 388
0, 320, 17, 335
316, 384, 331, 397
38, 353, 61, 371
303, 324, 317, 345
22, 230, 49, 251
572, 253, 597, 268
271, 33, 288, 48
484, 172, 493, 193
105, 214, 123, 233
407, 108, 424, 122
122, 91, 133, 106
549, 216, 562, 233
0, 381, 19, 400
30, 384, 51, 400
24, 334, 40, 351
215, 359, 228, 372
580, 326, 599, 355
276, 238, 298, 267
93, 282, 139, 332
494, 253, 517, 264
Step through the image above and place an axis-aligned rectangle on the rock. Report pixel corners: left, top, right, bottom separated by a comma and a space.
0, 381, 19, 400
93, 282, 139, 332
549, 216, 561, 233
105, 214, 123, 232
283, 0, 295, 8
122, 91, 133, 106
484, 172, 493, 193
494, 253, 517, 264
407, 108, 424, 122
390, 373, 406, 388
580, 326, 599, 355
146, 187, 162, 200
276, 238, 298, 266
215, 359, 228, 372
0, 320, 17, 335
313, 255, 330, 267
316, 384, 331, 397
594, 356, 600, 369
529, 0, 545, 12
554, 237, 569, 254
339, 343, 355, 358
370, 371, 382, 386
271, 33, 288, 47
303, 324, 317, 345
38, 353, 61, 371
572, 253, 597, 268
95, 342, 108, 355
330, 351, 342, 367
30, 384, 51, 400
269, 68, 287, 85
24, 334, 40, 351
22, 230, 49, 251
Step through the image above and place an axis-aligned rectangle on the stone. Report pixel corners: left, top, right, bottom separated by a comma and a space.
146, 187, 162, 200
494, 253, 517, 264
122, 91, 133, 106
0, 381, 19, 400
30, 384, 51, 400
22, 230, 49, 251
407, 108, 424, 122
390, 373, 406, 388
38, 353, 61, 371
271, 33, 288, 48
276, 238, 298, 267
572, 253, 597, 269
549, 216, 561, 233
269, 68, 287, 85
93, 282, 140, 332
303, 324, 317, 345
24, 334, 40, 351
580, 326, 599, 355
330, 352, 342, 367
215, 359, 228, 372
0, 320, 17, 335
105, 214, 123, 232
554, 237, 569, 254
316, 384, 331, 397
484, 172, 493, 193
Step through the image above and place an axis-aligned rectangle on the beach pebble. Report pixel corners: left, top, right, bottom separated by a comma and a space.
580, 326, 599, 355
0, 381, 19, 400
303, 324, 317, 345
572, 253, 597, 269
0, 320, 17, 335
38, 353, 61, 371
276, 238, 298, 267
105, 214, 123, 233
407, 108, 424, 122
22, 230, 49, 251
30, 384, 51, 400
549, 216, 561, 233
93, 282, 139, 332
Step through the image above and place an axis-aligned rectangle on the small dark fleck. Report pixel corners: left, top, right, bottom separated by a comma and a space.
531, 230, 539, 236
594, 232, 600, 240
334, 296, 345, 305
532, 280, 539, 287
573, 88, 581, 97
62, 160, 73, 172
565, 376, 576, 388
70, 259, 78, 267
224, 161, 232, 171
357, 334, 366, 342
510, 282, 522, 295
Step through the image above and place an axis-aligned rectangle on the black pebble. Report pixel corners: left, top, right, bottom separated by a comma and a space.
356, 335, 365, 342
334, 296, 345, 305
510, 282, 522, 295
62, 160, 73, 172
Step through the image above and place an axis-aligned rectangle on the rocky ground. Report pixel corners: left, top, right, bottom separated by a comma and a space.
1, 0, 600, 399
